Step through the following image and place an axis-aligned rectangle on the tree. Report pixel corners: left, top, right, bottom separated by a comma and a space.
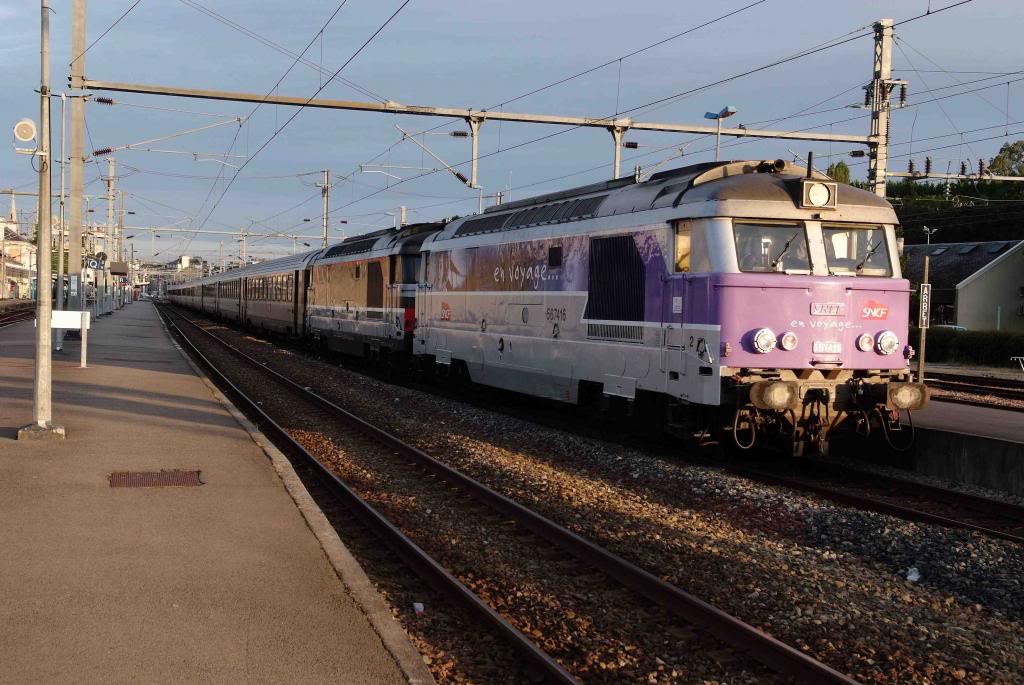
826, 160, 851, 184
989, 140, 1024, 176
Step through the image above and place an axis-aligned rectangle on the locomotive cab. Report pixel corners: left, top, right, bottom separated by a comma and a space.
664, 161, 927, 454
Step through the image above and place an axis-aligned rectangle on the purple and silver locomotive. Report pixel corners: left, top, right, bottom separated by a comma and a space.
170, 158, 927, 456
415, 159, 927, 455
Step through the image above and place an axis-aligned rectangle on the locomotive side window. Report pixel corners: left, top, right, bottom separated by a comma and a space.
734, 221, 809, 273
822, 225, 891, 276
675, 223, 692, 272
548, 246, 563, 269
401, 255, 421, 283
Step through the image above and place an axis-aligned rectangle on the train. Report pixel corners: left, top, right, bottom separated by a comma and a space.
168, 159, 928, 456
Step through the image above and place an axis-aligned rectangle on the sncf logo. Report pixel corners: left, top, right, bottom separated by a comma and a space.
860, 300, 889, 320
440, 302, 452, 321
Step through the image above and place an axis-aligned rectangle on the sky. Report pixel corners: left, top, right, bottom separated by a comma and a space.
0, 0, 1021, 263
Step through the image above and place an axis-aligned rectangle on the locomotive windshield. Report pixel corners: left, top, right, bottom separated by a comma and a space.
822, 225, 892, 277
734, 221, 810, 273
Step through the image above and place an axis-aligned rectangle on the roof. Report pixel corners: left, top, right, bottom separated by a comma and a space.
3, 227, 27, 243
449, 160, 894, 240
903, 240, 1022, 289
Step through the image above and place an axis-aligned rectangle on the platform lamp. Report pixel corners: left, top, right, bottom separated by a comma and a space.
704, 106, 737, 162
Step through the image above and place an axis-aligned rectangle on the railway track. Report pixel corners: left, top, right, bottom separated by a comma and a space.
732, 462, 1024, 546
0, 308, 34, 328
926, 372, 1024, 404
158, 304, 857, 685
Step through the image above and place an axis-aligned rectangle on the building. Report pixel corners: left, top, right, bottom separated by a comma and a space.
903, 240, 1024, 331
1, 226, 37, 300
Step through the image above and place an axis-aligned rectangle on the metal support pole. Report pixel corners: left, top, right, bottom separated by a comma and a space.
105, 157, 114, 314
609, 125, 627, 178
320, 169, 329, 248
917, 256, 929, 382
467, 116, 481, 188
868, 18, 894, 197
20, 0, 64, 440
715, 118, 723, 162
67, 0, 86, 314
56, 92, 66, 328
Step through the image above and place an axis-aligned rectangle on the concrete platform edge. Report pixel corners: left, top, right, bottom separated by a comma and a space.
912, 427, 1024, 497
155, 313, 435, 685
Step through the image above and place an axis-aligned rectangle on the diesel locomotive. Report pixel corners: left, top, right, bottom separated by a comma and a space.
168, 159, 928, 455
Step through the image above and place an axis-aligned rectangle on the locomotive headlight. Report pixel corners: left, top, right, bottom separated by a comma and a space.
856, 333, 874, 352
806, 182, 832, 207
876, 330, 900, 355
779, 331, 798, 351
752, 327, 776, 354
889, 382, 928, 410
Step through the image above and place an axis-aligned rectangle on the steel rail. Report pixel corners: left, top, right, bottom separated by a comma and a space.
161, 304, 859, 685
0, 309, 35, 328
733, 466, 1024, 545
156, 305, 580, 685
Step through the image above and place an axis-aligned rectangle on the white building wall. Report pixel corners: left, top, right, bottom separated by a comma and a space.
955, 242, 1024, 332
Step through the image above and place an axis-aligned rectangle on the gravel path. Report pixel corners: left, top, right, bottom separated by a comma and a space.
194, 316, 1024, 684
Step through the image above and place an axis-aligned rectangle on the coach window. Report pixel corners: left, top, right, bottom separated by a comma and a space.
734, 220, 810, 273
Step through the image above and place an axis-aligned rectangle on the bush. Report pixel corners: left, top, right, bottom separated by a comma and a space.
910, 327, 1024, 366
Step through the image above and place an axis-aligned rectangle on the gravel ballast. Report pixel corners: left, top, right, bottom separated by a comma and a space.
189, 315, 1024, 684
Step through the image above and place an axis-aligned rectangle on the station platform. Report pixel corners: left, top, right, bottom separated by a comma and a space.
913, 401, 1023, 444
0, 302, 424, 683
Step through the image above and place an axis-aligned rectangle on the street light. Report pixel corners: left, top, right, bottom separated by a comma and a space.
923, 225, 939, 245
704, 106, 737, 162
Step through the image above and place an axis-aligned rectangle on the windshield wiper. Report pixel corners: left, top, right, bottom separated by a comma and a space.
855, 240, 881, 272
770, 232, 801, 270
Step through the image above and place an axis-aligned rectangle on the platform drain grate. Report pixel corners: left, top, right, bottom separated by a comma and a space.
109, 470, 203, 488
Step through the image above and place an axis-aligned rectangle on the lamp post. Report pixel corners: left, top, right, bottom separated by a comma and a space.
19, 0, 64, 440
704, 106, 737, 162
923, 225, 939, 245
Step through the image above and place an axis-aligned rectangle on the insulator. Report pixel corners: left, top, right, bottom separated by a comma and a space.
623, 141, 639, 149
960, 161, 967, 175
908, 160, 915, 174
92, 147, 112, 157
924, 157, 932, 175
94, 97, 115, 105
449, 130, 469, 138
864, 87, 871, 106
454, 171, 470, 184
899, 84, 908, 105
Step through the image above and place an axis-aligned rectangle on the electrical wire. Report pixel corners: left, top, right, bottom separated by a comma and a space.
176, 0, 387, 103
197, 0, 412, 232
70, 0, 143, 66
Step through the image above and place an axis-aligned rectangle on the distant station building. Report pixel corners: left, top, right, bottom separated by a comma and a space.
1, 226, 37, 300
904, 240, 1024, 331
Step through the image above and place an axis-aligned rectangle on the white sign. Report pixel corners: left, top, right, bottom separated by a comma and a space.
51, 310, 90, 330
919, 283, 931, 329
69, 275, 79, 296
672, 296, 683, 314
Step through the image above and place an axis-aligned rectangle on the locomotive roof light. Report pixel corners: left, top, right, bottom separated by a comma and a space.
779, 331, 798, 351
876, 330, 900, 355
856, 333, 874, 353
800, 180, 837, 209
752, 327, 776, 354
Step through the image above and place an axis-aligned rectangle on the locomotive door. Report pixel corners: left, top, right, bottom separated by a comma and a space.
386, 255, 399, 333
